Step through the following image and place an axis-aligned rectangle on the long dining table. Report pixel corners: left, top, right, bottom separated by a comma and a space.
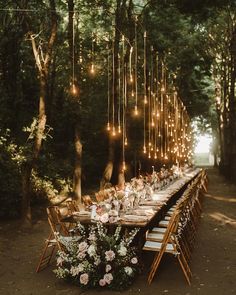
61, 168, 201, 247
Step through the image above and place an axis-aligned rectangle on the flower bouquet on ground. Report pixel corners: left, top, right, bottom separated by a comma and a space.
54, 222, 140, 290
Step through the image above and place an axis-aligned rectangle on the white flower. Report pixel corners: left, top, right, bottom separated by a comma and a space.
124, 266, 133, 276
118, 245, 127, 256
88, 233, 97, 242
105, 250, 115, 261
100, 213, 109, 223
80, 273, 89, 285
131, 257, 138, 264
78, 241, 88, 252
78, 264, 84, 272
104, 273, 113, 284
94, 257, 101, 266
105, 264, 112, 273
70, 266, 80, 277
87, 244, 96, 257
56, 256, 64, 266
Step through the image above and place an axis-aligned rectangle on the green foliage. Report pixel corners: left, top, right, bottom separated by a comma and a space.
0, 130, 22, 218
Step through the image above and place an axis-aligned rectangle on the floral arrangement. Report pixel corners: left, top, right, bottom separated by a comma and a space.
54, 222, 140, 290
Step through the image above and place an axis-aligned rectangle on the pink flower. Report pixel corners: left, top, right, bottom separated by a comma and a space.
77, 251, 86, 259
105, 250, 115, 261
104, 273, 113, 284
78, 241, 88, 252
80, 273, 89, 285
100, 213, 109, 223
99, 279, 106, 286
131, 257, 138, 264
106, 264, 112, 273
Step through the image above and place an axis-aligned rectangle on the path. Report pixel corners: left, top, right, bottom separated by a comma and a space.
0, 168, 235, 295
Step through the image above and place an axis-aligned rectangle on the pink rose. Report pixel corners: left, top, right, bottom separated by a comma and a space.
100, 213, 109, 223
104, 273, 113, 284
105, 250, 115, 261
99, 279, 106, 286
78, 241, 88, 252
131, 257, 138, 264
80, 273, 89, 285
77, 251, 86, 259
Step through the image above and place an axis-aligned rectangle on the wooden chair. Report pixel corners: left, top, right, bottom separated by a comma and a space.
143, 173, 204, 285
143, 201, 192, 285
36, 206, 69, 272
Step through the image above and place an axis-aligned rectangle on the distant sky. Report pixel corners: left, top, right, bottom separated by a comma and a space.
195, 134, 212, 153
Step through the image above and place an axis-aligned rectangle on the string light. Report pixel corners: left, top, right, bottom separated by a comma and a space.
107, 42, 110, 132
70, 12, 79, 97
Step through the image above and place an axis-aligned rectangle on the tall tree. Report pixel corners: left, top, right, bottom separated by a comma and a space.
21, 0, 57, 225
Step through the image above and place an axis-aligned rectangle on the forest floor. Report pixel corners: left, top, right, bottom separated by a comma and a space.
0, 167, 236, 295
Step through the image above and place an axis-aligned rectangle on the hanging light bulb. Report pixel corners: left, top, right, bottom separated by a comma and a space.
90, 63, 95, 75
154, 153, 157, 159
143, 146, 147, 154
71, 82, 79, 96
122, 161, 126, 171
144, 95, 148, 104
125, 137, 128, 146
148, 152, 151, 159
107, 122, 111, 131
118, 125, 121, 133
112, 126, 116, 136
134, 105, 139, 116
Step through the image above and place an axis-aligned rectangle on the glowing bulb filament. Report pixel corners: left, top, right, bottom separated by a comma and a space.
107, 122, 111, 131
144, 95, 148, 104
112, 127, 116, 136
134, 106, 139, 116
122, 161, 126, 171
90, 63, 95, 74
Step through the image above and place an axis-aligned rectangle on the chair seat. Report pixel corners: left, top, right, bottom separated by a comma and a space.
152, 227, 167, 233
143, 240, 175, 253
146, 232, 164, 242
164, 216, 171, 221
159, 220, 169, 227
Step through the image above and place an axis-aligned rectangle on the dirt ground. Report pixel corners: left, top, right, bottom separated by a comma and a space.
0, 167, 236, 295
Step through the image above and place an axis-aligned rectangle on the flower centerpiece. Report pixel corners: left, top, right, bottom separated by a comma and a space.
54, 222, 140, 290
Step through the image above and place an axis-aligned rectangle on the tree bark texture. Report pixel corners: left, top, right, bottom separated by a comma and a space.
21, 0, 57, 225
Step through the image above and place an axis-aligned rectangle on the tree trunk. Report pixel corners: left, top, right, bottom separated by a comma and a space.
67, 0, 83, 201
20, 0, 57, 225
73, 126, 82, 201
228, 28, 236, 181
100, 137, 114, 189
21, 163, 32, 226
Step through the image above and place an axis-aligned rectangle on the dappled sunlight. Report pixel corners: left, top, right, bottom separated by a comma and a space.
209, 212, 236, 227
205, 193, 236, 203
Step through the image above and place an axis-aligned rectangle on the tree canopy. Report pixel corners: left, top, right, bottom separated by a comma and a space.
0, 0, 235, 220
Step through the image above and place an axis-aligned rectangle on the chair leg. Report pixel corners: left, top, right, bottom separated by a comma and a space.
177, 253, 191, 285
147, 242, 168, 284
36, 232, 57, 273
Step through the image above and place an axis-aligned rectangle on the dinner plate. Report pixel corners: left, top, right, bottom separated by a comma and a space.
122, 214, 148, 222
72, 211, 91, 217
